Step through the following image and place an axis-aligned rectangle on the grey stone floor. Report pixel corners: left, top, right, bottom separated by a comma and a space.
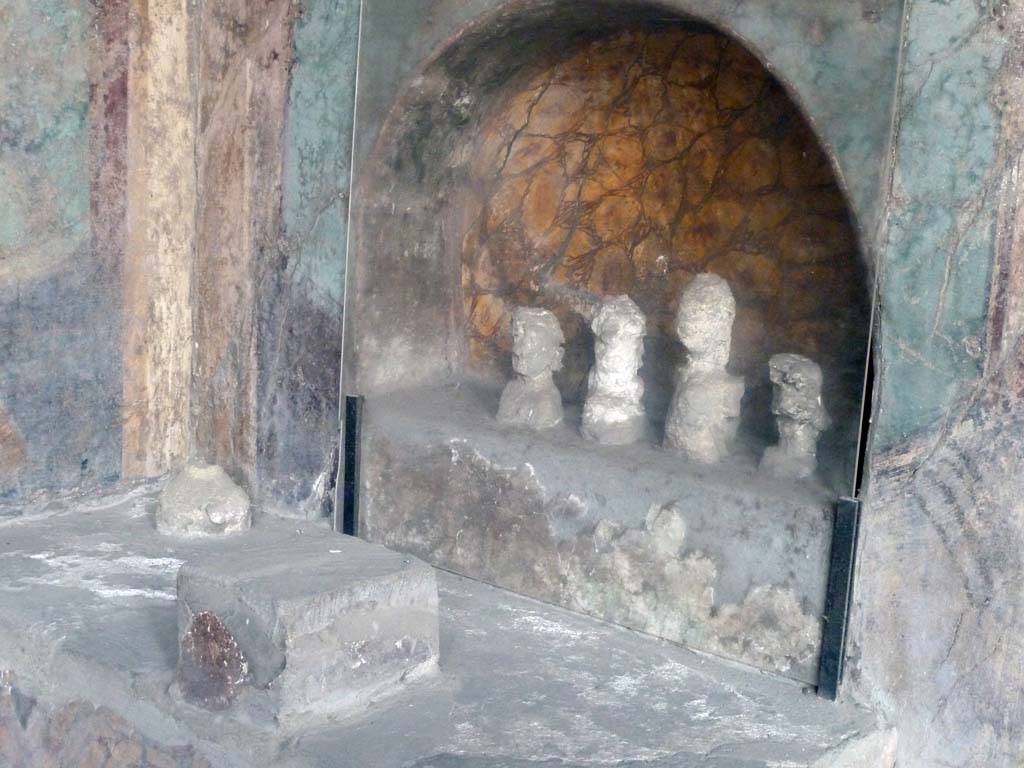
0, 483, 893, 767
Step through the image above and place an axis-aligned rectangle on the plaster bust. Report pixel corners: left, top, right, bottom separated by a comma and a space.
581, 295, 647, 445
497, 307, 565, 430
664, 274, 744, 464
760, 353, 829, 480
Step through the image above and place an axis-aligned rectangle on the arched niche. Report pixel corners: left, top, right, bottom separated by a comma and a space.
345, 1, 878, 685
348, 4, 870, 488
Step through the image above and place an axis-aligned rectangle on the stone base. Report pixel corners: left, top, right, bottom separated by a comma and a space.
580, 411, 648, 445
175, 534, 439, 724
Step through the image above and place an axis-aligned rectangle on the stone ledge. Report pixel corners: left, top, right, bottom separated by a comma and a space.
0, 484, 893, 767
360, 382, 834, 684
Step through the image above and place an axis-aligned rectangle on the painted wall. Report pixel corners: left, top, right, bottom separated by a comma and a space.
850, 1, 1024, 765
259, 0, 360, 512
122, 0, 196, 480
872, 0, 1006, 448
115, 0, 343, 513
192, 0, 294, 495
0, 0, 347, 513
0, 0, 125, 500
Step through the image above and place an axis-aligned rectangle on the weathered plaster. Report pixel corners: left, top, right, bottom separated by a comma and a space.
257, 0, 359, 510
90, 0, 129, 284
123, 0, 197, 478
0, 0, 91, 288
119, 0, 303, 503
849, 2, 1024, 766
4, 0, 354, 508
192, 0, 295, 492
280, 0, 359, 310
873, 0, 1009, 448
0, 0, 123, 498
352, 0, 904, 240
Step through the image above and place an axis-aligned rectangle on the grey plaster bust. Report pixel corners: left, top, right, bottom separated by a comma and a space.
664, 274, 744, 464
497, 307, 565, 430
582, 295, 647, 445
760, 353, 829, 481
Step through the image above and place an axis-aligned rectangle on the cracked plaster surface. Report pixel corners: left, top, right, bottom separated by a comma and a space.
873, 0, 1010, 447
462, 28, 869, 444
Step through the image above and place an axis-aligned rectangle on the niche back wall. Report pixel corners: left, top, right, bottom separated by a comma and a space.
461, 27, 869, 452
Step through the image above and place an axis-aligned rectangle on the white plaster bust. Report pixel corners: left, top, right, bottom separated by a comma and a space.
760, 353, 829, 480
581, 295, 647, 445
497, 307, 565, 430
664, 274, 744, 464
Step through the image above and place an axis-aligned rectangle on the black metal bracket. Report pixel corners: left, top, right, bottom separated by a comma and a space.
340, 395, 364, 537
817, 496, 862, 700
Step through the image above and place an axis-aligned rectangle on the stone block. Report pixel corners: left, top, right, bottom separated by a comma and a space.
157, 463, 251, 537
175, 533, 439, 725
